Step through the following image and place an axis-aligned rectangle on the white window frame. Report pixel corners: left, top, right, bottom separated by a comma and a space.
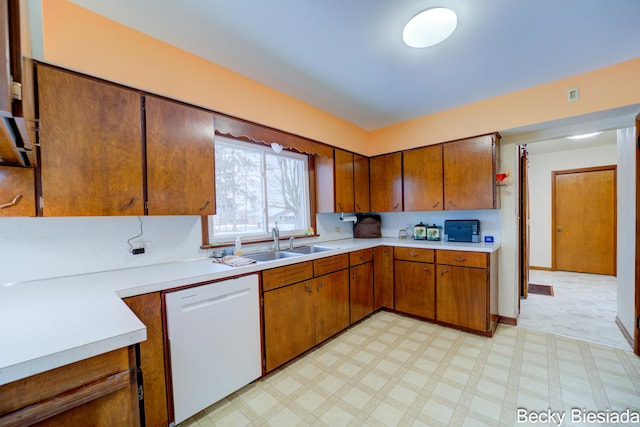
209, 136, 311, 243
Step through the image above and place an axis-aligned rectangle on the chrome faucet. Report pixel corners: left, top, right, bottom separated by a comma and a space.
272, 222, 280, 252
289, 236, 295, 250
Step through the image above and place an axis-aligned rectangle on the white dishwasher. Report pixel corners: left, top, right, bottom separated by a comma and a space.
164, 274, 261, 424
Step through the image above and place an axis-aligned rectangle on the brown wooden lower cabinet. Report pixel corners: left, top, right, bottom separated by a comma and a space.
123, 292, 169, 427
373, 246, 394, 309
394, 259, 436, 319
350, 261, 373, 323
263, 255, 349, 372
0, 347, 140, 427
263, 278, 316, 371
435, 250, 499, 336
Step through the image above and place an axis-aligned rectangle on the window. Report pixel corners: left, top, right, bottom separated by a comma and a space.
211, 136, 311, 241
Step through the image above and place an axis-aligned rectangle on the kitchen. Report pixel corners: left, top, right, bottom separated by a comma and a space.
1, 1, 640, 426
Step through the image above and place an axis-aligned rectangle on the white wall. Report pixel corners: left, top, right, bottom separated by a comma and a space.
528, 143, 617, 268
616, 127, 636, 336
0, 216, 209, 283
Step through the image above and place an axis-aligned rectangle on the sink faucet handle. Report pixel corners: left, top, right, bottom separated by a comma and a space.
289, 236, 294, 250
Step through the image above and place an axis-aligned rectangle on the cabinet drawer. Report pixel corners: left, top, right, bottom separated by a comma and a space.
349, 248, 373, 266
394, 247, 434, 263
314, 254, 349, 276
0, 347, 131, 416
437, 250, 487, 268
263, 261, 313, 291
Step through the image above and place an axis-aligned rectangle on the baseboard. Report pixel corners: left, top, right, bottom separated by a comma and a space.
529, 266, 553, 271
499, 316, 517, 326
615, 316, 635, 348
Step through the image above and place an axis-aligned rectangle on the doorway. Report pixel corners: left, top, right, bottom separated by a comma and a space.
517, 131, 628, 349
552, 166, 616, 275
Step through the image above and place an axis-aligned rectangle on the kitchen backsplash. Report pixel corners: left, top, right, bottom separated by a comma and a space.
0, 210, 499, 284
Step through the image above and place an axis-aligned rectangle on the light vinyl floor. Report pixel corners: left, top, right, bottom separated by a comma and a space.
519, 270, 630, 350
179, 311, 640, 427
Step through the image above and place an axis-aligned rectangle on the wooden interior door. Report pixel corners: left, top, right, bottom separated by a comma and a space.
553, 166, 616, 275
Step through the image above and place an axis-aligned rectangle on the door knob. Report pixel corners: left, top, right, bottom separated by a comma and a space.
557, 226, 563, 232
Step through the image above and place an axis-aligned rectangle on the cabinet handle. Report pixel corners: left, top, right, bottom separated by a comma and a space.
423, 267, 431, 275
360, 255, 365, 260
338, 203, 343, 211
304, 285, 313, 294
199, 200, 210, 211
317, 281, 323, 292
384, 249, 390, 256
454, 257, 466, 262
0, 194, 22, 209
432, 200, 439, 208
410, 252, 417, 258
448, 200, 457, 208
356, 204, 360, 211
393, 203, 400, 210
441, 269, 450, 276
120, 198, 135, 211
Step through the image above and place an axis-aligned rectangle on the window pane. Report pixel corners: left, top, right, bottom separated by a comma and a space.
213, 142, 265, 238
212, 137, 311, 242
266, 154, 308, 232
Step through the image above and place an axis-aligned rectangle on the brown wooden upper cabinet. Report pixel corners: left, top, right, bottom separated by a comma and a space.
38, 64, 145, 216
369, 152, 402, 212
0, 165, 34, 216
316, 148, 369, 213
403, 144, 443, 211
145, 96, 215, 216
443, 134, 499, 210
353, 154, 370, 212
0, 0, 36, 168
334, 148, 354, 213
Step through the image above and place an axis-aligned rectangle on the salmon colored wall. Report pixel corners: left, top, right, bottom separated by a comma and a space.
368, 58, 640, 155
40, 1, 369, 154
40, 1, 639, 157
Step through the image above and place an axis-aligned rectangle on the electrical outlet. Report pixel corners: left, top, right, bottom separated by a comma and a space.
567, 87, 579, 102
131, 240, 150, 255
334, 226, 341, 233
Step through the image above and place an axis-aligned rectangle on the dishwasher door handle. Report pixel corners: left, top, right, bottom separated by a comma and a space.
181, 289, 250, 313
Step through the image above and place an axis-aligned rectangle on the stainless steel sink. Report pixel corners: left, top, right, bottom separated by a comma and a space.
285, 245, 335, 255
244, 251, 302, 262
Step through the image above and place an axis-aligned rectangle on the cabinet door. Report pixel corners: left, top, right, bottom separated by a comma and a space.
38, 65, 144, 216
145, 96, 215, 215
263, 281, 315, 371
373, 246, 394, 309
443, 135, 497, 210
370, 152, 402, 212
0, 347, 139, 427
314, 269, 350, 343
394, 260, 435, 319
123, 293, 168, 427
0, 0, 10, 115
334, 148, 354, 213
0, 166, 34, 216
354, 154, 370, 212
436, 265, 487, 332
350, 262, 373, 323
403, 145, 443, 211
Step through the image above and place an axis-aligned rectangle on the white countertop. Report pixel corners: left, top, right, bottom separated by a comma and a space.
0, 237, 500, 386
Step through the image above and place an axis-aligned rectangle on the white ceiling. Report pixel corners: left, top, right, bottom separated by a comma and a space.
69, 0, 640, 131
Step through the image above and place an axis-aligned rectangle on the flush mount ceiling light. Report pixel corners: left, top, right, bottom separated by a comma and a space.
566, 132, 603, 140
403, 7, 458, 48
